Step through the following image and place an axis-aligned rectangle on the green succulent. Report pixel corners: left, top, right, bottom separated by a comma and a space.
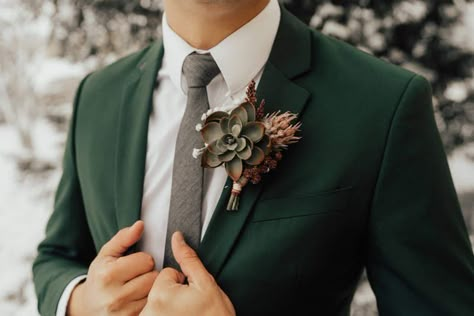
200, 102, 271, 181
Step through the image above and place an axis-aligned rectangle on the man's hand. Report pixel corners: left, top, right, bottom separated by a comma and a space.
67, 221, 158, 316
140, 231, 235, 316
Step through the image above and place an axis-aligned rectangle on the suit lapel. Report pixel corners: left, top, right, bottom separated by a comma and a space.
198, 5, 313, 277
115, 41, 164, 233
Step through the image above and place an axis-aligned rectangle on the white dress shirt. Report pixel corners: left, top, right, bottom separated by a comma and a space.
56, 1, 280, 314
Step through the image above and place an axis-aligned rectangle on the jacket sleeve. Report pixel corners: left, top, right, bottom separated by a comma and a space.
32, 74, 97, 316
56, 275, 87, 316
366, 74, 474, 315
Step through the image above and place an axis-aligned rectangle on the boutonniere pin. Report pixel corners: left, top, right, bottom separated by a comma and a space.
193, 81, 302, 211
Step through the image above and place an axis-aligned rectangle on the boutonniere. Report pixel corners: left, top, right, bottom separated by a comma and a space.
193, 80, 302, 211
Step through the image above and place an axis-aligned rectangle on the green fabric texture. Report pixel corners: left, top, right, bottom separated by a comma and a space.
32, 5, 474, 316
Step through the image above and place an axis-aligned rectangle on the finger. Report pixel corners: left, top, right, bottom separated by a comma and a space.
171, 231, 213, 286
113, 252, 155, 282
122, 270, 159, 301
99, 221, 144, 258
121, 298, 147, 316
151, 267, 185, 292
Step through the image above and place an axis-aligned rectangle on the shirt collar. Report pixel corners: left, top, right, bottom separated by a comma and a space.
161, 0, 281, 96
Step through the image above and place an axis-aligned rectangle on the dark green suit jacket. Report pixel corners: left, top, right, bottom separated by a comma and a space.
33, 5, 474, 316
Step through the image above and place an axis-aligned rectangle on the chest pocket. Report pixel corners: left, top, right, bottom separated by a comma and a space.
250, 186, 353, 222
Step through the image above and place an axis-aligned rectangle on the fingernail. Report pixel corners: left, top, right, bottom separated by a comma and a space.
175, 231, 185, 245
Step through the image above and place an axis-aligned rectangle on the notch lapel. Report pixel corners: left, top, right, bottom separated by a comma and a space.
198, 6, 313, 277
115, 41, 164, 234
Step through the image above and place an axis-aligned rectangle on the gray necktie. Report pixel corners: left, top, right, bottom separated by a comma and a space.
163, 52, 221, 269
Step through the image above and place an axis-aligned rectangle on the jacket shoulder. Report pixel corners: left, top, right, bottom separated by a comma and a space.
299, 29, 431, 146
80, 43, 155, 98
302, 28, 427, 124
310, 29, 416, 84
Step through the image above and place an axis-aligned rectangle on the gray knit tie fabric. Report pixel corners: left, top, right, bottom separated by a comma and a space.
163, 52, 221, 269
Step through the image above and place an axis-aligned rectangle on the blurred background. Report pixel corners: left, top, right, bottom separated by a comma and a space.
0, 0, 473, 315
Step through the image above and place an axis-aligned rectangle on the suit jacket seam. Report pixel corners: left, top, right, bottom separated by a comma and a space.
366, 73, 418, 221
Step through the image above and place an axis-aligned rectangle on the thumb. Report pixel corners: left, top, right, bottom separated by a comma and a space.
171, 231, 213, 287
151, 267, 186, 292
98, 220, 144, 258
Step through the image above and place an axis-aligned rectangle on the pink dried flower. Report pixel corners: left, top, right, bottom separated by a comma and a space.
263, 110, 302, 150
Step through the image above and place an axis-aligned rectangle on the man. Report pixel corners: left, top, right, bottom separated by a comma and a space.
33, 0, 474, 315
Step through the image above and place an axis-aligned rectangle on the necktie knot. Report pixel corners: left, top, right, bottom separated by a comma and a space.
182, 52, 221, 88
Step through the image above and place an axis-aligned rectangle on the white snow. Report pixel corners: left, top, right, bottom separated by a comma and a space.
0, 124, 56, 316
33, 59, 87, 94
448, 143, 474, 194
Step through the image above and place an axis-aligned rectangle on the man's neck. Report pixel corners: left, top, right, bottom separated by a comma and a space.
164, 0, 271, 50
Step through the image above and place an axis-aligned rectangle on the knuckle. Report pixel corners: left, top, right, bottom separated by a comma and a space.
178, 251, 198, 266
97, 267, 114, 285
201, 274, 218, 292
134, 252, 155, 269
207, 273, 215, 284
181, 247, 197, 259
106, 294, 124, 312
141, 252, 155, 269
107, 293, 127, 312
181, 257, 199, 269
157, 290, 170, 303
159, 267, 174, 278
147, 270, 159, 282
148, 288, 164, 304
89, 259, 99, 271
99, 244, 108, 255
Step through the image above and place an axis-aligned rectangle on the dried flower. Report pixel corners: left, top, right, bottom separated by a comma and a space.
263, 111, 302, 150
